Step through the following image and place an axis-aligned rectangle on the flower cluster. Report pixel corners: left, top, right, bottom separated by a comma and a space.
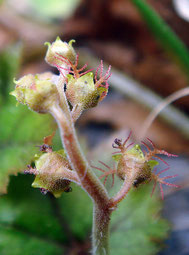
11, 36, 111, 114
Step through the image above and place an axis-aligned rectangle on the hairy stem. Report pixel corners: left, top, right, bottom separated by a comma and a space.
50, 103, 111, 254
71, 103, 83, 122
109, 178, 133, 208
50, 104, 109, 207
92, 205, 112, 255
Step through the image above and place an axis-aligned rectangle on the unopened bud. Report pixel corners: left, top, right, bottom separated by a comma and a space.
11, 73, 59, 113
32, 150, 77, 198
45, 37, 76, 67
66, 72, 107, 110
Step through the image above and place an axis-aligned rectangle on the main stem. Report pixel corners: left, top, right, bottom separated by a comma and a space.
50, 103, 111, 254
93, 205, 111, 255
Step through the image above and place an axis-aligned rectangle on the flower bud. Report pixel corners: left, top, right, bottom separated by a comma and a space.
66, 72, 107, 110
45, 37, 76, 67
113, 143, 159, 183
11, 73, 59, 113
32, 151, 73, 198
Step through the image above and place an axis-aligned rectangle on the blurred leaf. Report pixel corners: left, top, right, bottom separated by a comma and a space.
0, 160, 169, 254
0, 104, 55, 194
0, 228, 63, 255
7, 0, 81, 23
110, 184, 169, 255
0, 44, 21, 106
0, 175, 64, 255
132, 0, 189, 79
0, 45, 56, 194
32, 0, 81, 20
58, 183, 92, 240
0, 174, 92, 254
0, 173, 169, 255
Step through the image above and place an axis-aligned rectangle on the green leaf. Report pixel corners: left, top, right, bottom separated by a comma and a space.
0, 173, 169, 254
0, 174, 92, 254
0, 175, 64, 255
0, 103, 55, 194
0, 44, 21, 106
132, 0, 189, 79
112, 154, 122, 162
0, 228, 63, 255
59, 183, 92, 240
110, 184, 169, 255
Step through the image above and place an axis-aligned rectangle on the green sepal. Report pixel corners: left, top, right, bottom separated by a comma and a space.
127, 144, 144, 160
56, 149, 67, 158
44, 41, 51, 47
148, 160, 159, 170
68, 39, 76, 48
112, 154, 122, 162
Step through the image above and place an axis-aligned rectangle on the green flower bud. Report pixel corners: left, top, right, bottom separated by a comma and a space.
45, 37, 76, 67
11, 73, 59, 113
66, 72, 107, 110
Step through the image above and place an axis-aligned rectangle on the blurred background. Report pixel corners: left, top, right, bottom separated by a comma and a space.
0, 0, 189, 254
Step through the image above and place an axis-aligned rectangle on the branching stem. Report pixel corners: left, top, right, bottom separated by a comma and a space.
50, 104, 109, 207
109, 177, 134, 208
71, 103, 83, 122
50, 101, 111, 254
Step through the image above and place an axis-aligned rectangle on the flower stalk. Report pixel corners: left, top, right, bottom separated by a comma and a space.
92, 205, 112, 255
50, 103, 110, 208
50, 103, 111, 255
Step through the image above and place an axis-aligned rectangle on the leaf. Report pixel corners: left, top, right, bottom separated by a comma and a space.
0, 45, 56, 194
110, 184, 169, 255
0, 104, 55, 194
0, 170, 169, 254
0, 44, 21, 106
0, 174, 92, 254
0, 228, 63, 255
59, 182, 92, 240
132, 0, 189, 79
